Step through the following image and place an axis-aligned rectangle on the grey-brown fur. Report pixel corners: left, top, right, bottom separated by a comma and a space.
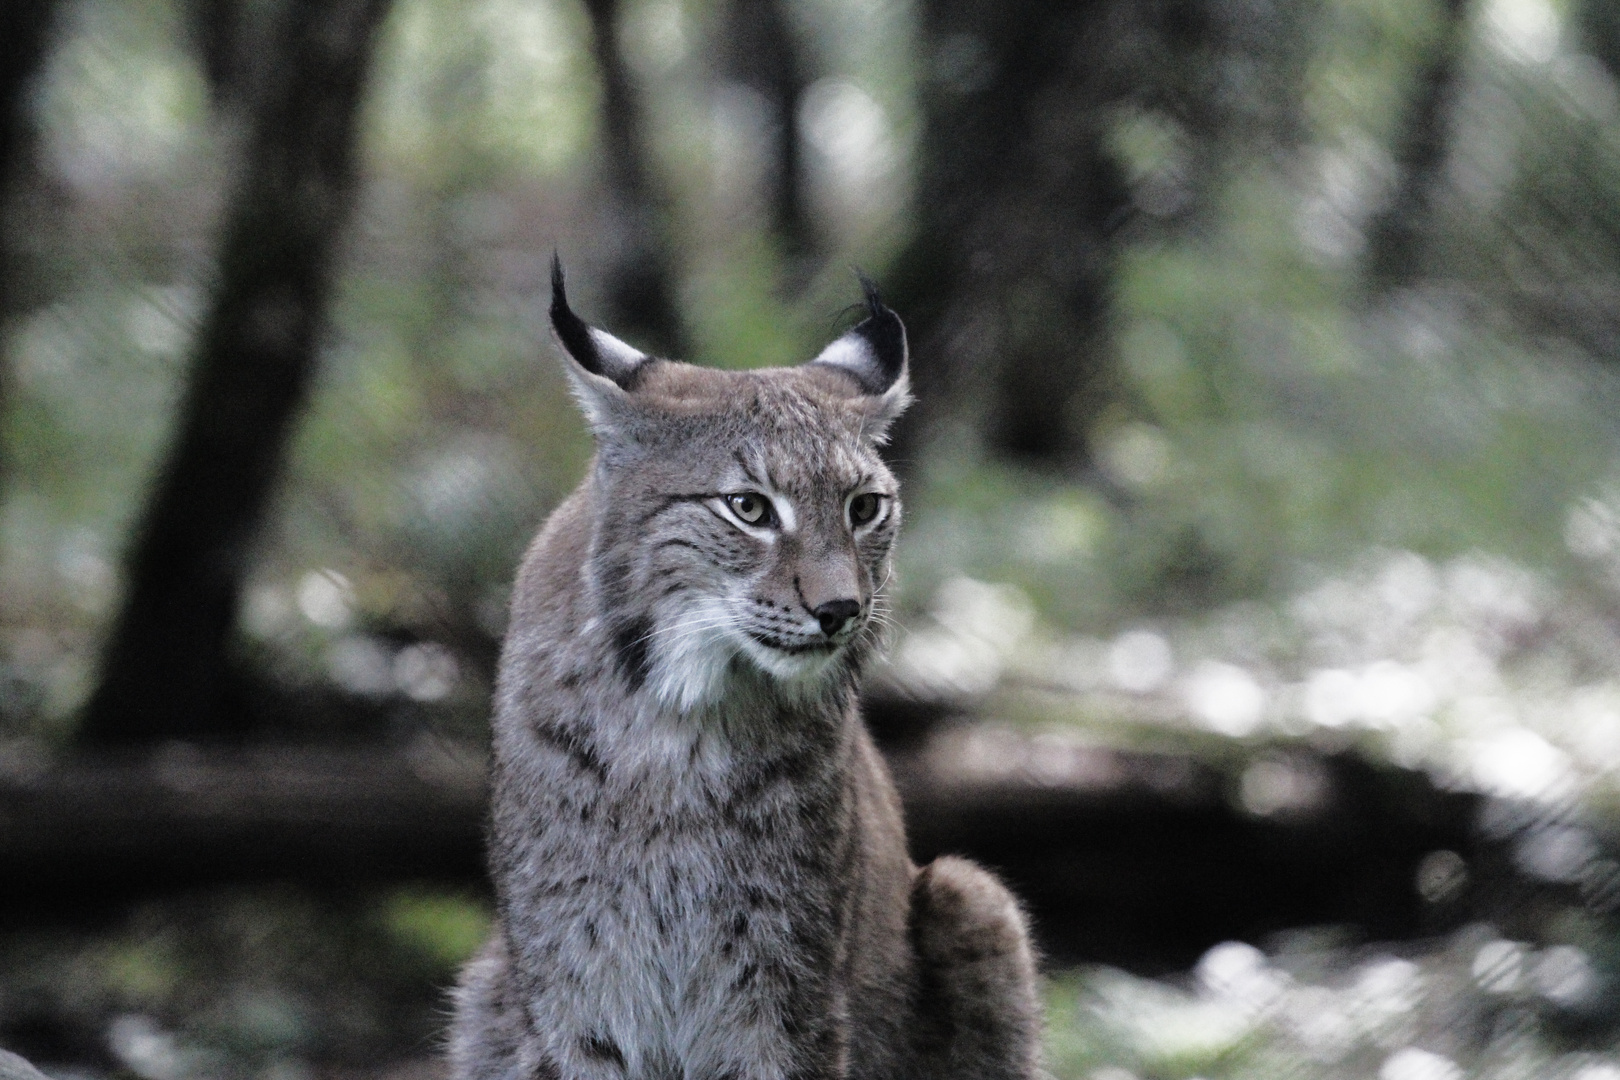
450, 262, 1040, 1080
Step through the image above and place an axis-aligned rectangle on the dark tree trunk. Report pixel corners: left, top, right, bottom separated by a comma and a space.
579, 0, 685, 358
0, 0, 62, 474
78, 0, 395, 745
1361, 0, 1473, 296
885, 0, 1131, 469
718, 0, 813, 269
0, 0, 58, 266
1583, 0, 1620, 79
180, 0, 278, 107
881, 0, 1319, 471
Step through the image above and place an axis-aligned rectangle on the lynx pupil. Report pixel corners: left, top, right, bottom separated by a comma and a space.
850, 493, 880, 526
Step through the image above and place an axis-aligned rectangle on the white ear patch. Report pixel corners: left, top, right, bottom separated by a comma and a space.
589, 327, 651, 381
812, 335, 881, 384
552, 329, 652, 442
806, 277, 908, 396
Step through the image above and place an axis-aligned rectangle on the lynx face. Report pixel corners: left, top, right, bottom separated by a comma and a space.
551, 259, 911, 711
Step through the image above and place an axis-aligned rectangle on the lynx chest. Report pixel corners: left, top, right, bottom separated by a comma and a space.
491, 707, 854, 1074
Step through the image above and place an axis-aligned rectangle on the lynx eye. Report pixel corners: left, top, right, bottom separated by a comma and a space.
726, 492, 773, 526
848, 492, 883, 527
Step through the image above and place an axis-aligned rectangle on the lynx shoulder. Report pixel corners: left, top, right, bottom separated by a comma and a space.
449, 257, 1041, 1080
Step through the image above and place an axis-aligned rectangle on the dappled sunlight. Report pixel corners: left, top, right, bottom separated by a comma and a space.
1046, 926, 1613, 1078
886, 542, 1620, 813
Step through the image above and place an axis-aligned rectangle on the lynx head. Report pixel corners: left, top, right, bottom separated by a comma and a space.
550, 256, 910, 713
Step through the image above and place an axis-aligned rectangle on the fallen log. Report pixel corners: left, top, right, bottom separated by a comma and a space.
890, 725, 1484, 968
0, 728, 1483, 969
0, 738, 488, 908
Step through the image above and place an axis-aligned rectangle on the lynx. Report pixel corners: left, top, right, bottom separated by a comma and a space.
449, 258, 1041, 1080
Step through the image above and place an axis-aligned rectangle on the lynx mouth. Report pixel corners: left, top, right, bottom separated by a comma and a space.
736, 630, 855, 687
745, 632, 841, 656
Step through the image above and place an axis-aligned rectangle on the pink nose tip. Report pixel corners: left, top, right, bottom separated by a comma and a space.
813, 599, 861, 637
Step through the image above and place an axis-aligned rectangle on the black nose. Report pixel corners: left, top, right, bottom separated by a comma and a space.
813, 599, 862, 637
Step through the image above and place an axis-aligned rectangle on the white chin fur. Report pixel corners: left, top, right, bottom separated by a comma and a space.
736, 635, 843, 686
644, 599, 848, 713
645, 599, 738, 713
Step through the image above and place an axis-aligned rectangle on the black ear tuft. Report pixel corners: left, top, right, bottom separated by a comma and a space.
849, 269, 906, 392
856, 269, 884, 319
551, 252, 604, 376
549, 253, 652, 390
807, 270, 908, 395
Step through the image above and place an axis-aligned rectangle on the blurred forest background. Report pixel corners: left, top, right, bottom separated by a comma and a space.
5, 0, 1620, 1076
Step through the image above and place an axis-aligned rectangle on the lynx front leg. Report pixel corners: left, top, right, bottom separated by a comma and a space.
450, 936, 559, 1080
672, 965, 850, 1080
906, 857, 1042, 1080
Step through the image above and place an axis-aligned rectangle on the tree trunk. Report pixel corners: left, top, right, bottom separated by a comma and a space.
0, 0, 62, 477
717, 0, 813, 270
886, 0, 1131, 470
180, 0, 277, 107
1583, 0, 1620, 80
0, 0, 58, 250
78, 0, 395, 745
579, 0, 686, 358
1361, 0, 1473, 296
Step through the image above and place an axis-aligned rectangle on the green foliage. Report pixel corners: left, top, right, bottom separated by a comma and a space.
0, 887, 494, 1070
378, 889, 492, 973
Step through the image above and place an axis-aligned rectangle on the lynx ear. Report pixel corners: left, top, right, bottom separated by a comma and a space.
808, 273, 912, 442
550, 254, 655, 436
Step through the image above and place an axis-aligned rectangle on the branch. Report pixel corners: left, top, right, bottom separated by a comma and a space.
0, 0, 63, 481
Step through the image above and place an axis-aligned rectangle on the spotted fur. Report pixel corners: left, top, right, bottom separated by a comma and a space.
449, 261, 1041, 1080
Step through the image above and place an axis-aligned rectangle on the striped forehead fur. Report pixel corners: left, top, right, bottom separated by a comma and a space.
610, 364, 880, 435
